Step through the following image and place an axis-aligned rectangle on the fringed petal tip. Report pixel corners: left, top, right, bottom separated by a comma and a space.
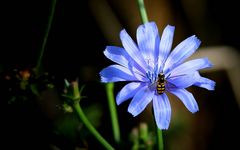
188, 35, 202, 50
100, 76, 109, 83
99, 71, 107, 83
128, 110, 138, 117
191, 108, 199, 114
127, 105, 139, 117
165, 24, 175, 31
157, 124, 169, 130
205, 57, 214, 68
156, 117, 171, 130
209, 81, 216, 90
192, 36, 201, 51
204, 79, 216, 91
195, 78, 216, 91
120, 29, 127, 38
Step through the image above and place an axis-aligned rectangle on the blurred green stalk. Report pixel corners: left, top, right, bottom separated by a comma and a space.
157, 128, 164, 150
73, 103, 115, 150
71, 82, 115, 150
137, 0, 149, 24
106, 83, 121, 144
36, 0, 57, 74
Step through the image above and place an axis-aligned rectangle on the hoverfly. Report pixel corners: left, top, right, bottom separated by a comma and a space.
157, 73, 166, 94
156, 73, 185, 95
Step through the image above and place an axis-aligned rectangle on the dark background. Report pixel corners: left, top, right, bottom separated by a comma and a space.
1, 0, 240, 150
1, 0, 240, 73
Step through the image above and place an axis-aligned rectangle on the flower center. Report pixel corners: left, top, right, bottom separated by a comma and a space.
146, 71, 157, 83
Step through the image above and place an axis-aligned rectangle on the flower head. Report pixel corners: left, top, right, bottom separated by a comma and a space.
100, 22, 215, 129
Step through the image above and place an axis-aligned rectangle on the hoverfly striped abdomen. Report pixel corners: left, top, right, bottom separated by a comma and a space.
157, 73, 165, 94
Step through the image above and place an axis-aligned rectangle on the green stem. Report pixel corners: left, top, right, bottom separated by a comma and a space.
73, 102, 115, 150
137, 0, 149, 23
36, 0, 57, 73
157, 128, 164, 150
106, 83, 121, 143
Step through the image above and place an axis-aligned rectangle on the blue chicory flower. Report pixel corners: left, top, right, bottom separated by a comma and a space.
100, 22, 215, 129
